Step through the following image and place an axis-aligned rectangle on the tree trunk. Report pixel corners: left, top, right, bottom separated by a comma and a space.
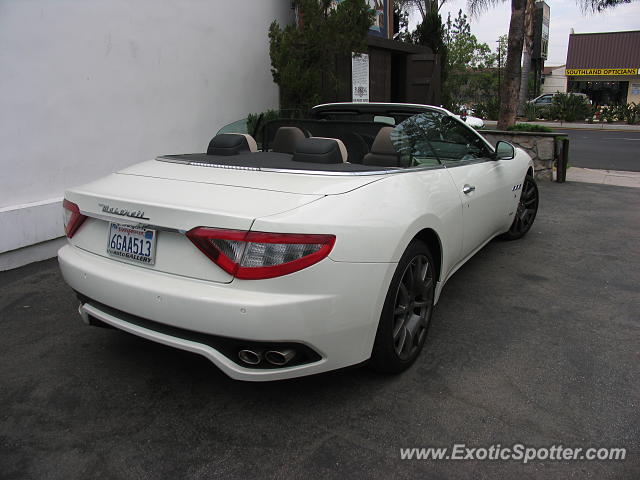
518, 49, 532, 115
498, 0, 526, 130
517, 0, 535, 116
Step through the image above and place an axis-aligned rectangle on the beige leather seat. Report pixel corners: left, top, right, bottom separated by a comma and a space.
362, 127, 401, 167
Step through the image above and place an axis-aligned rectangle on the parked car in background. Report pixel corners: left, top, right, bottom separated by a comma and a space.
450, 105, 485, 129
455, 112, 485, 129
528, 92, 591, 107
58, 103, 537, 381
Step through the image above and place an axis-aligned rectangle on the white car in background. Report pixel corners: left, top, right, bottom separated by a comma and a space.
58, 103, 537, 381
455, 113, 485, 129
453, 106, 485, 129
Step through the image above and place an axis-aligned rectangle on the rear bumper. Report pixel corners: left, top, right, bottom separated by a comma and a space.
58, 244, 395, 381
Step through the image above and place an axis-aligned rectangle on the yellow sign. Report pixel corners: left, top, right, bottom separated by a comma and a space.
566, 68, 639, 76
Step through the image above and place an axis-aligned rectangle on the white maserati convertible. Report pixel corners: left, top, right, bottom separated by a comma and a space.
58, 103, 538, 381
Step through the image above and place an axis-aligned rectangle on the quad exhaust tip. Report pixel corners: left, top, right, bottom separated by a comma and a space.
78, 304, 91, 325
265, 349, 296, 366
238, 349, 262, 365
237, 348, 296, 366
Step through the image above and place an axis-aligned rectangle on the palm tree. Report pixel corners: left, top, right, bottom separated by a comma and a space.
468, 0, 526, 129
396, 0, 449, 19
468, 0, 634, 129
517, 0, 535, 116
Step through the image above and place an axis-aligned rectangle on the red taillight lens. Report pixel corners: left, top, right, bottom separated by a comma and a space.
186, 227, 335, 280
62, 199, 87, 238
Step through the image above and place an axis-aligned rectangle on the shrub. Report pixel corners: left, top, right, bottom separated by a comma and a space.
268, 0, 374, 111
247, 110, 280, 139
552, 93, 590, 122
618, 102, 639, 125
473, 97, 500, 121
524, 102, 537, 121
507, 123, 553, 133
536, 106, 553, 120
597, 105, 617, 123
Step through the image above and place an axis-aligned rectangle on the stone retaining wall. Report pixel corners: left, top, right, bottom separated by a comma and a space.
480, 130, 566, 181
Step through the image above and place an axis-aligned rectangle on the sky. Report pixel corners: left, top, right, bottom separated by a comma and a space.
409, 0, 640, 66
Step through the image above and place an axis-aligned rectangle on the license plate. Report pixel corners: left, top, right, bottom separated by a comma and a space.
107, 223, 157, 265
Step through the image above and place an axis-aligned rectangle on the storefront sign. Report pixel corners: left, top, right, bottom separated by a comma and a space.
352, 53, 369, 103
566, 68, 639, 76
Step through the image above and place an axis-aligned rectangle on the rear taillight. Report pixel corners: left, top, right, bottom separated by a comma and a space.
186, 227, 335, 279
63, 199, 87, 238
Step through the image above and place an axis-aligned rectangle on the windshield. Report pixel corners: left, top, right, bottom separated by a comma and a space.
390, 112, 492, 166
216, 110, 304, 149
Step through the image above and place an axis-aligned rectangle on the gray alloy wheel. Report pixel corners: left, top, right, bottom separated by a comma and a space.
501, 174, 539, 240
392, 254, 434, 360
370, 240, 435, 373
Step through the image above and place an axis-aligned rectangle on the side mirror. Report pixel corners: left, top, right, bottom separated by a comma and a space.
495, 140, 515, 160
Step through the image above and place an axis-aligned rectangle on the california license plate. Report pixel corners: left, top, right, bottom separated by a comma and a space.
107, 223, 157, 265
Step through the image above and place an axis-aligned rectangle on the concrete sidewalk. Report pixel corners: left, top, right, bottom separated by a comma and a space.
484, 120, 640, 131
561, 167, 640, 188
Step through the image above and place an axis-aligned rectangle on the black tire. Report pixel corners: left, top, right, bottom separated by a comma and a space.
369, 240, 435, 373
501, 174, 539, 241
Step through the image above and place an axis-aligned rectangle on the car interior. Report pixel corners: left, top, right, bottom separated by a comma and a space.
159, 107, 494, 172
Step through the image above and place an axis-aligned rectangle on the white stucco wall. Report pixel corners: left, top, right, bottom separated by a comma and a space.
542, 65, 567, 94
0, 0, 290, 269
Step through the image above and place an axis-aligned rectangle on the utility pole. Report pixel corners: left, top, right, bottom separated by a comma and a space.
497, 38, 501, 102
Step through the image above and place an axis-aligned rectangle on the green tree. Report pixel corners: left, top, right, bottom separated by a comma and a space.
268, 0, 374, 112
446, 10, 493, 70
442, 10, 503, 110
587, 0, 633, 10
412, 8, 448, 61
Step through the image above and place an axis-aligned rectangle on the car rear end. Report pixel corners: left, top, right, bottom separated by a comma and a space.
58, 162, 394, 380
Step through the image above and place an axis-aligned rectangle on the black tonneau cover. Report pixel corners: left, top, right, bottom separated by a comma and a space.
159, 152, 392, 172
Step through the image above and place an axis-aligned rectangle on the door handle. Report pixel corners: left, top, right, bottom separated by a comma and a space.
463, 184, 476, 194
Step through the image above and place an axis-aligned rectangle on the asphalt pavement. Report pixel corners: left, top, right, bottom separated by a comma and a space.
553, 129, 640, 172
1, 182, 639, 479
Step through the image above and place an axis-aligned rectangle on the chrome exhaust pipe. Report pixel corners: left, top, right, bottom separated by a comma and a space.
238, 349, 262, 365
264, 349, 296, 366
78, 304, 91, 325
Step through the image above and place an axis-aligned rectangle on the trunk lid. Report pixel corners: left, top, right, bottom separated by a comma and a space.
66, 168, 329, 283
118, 159, 385, 195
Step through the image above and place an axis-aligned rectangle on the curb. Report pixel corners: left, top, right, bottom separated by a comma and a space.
563, 167, 640, 188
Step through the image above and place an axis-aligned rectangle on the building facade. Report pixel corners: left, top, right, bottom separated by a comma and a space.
541, 65, 567, 94
565, 30, 640, 105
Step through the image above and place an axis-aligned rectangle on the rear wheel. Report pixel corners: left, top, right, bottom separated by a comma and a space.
501, 174, 538, 240
370, 240, 435, 373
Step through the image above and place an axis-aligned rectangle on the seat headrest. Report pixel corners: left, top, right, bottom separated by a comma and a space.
370, 127, 396, 154
271, 126, 306, 154
362, 127, 401, 167
207, 133, 257, 156
292, 137, 347, 164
